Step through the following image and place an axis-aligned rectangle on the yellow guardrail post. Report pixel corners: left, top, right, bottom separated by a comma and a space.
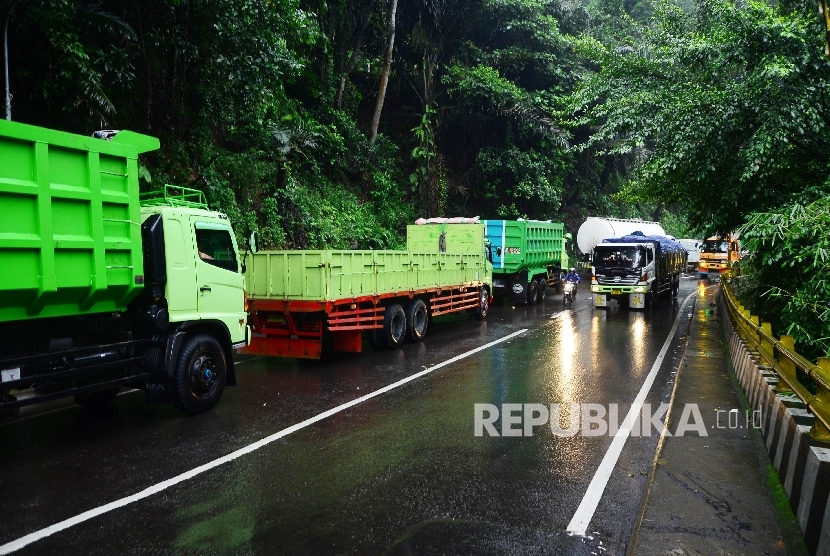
777, 335, 797, 393
760, 323, 773, 359
741, 308, 753, 341
749, 315, 760, 344
810, 359, 830, 443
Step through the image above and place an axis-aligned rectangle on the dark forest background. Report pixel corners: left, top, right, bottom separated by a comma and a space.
4, 0, 830, 356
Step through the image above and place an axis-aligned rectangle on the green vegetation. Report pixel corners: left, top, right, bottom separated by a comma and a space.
569, 0, 830, 357
2, 0, 828, 352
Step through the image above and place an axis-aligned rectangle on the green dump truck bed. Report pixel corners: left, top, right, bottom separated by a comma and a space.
484, 219, 565, 273
0, 119, 159, 323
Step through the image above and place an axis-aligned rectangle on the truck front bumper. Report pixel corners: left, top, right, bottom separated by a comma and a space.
698, 261, 727, 274
591, 283, 649, 309
590, 283, 648, 295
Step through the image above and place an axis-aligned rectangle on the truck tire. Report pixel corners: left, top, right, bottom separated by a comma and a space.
527, 280, 539, 305
475, 287, 490, 320
172, 334, 226, 415
380, 304, 407, 349
537, 278, 547, 302
367, 328, 383, 350
405, 299, 429, 342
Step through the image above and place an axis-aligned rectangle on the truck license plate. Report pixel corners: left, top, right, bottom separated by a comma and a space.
612, 289, 622, 295
1, 368, 20, 382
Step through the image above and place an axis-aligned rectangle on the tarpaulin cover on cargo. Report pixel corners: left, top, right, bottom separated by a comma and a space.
601, 233, 686, 253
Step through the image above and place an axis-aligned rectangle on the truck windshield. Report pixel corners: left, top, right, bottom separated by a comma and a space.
593, 246, 644, 269
701, 240, 728, 253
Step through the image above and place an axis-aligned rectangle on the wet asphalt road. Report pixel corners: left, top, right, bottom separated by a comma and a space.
0, 278, 705, 555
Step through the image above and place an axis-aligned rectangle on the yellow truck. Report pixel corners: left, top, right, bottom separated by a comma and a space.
698, 234, 741, 276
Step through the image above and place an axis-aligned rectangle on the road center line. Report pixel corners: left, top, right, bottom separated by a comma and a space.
0, 328, 528, 555
566, 291, 696, 536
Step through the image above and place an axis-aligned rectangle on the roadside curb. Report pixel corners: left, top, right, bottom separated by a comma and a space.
628, 285, 794, 555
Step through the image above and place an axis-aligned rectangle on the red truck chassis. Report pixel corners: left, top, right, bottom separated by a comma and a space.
241, 286, 486, 358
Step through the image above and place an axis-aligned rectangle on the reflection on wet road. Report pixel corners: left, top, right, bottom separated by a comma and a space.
0, 279, 703, 555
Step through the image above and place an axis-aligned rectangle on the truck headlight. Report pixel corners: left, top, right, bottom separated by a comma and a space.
591, 285, 599, 292
634, 286, 645, 293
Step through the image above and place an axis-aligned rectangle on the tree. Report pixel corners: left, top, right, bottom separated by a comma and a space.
334, 0, 379, 110
436, 0, 574, 218
570, 0, 830, 231
369, 0, 397, 143
2, 0, 137, 129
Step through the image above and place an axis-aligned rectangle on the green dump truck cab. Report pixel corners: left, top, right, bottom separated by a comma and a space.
484, 219, 566, 305
0, 120, 246, 417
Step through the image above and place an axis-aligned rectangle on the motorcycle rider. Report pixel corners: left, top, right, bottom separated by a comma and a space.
563, 267, 581, 297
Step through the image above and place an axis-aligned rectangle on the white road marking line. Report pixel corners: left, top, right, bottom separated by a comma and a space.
566, 291, 696, 536
550, 311, 567, 320
0, 328, 528, 555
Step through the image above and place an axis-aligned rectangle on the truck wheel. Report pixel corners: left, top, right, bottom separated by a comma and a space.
405, 299, 429, 342
644, 288, 653, 310
537, 278, 547, 302
527, 280, 539, 305
672, 275, 679, 297
172, 334, 226, 415
381, 304, 407, 349
367, 328, 383, 350
475, 287, 490, 320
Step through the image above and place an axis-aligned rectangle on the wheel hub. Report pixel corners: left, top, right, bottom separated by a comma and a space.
191, 354, 218, 394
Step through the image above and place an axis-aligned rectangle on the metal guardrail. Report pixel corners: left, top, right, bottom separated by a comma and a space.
722, 280, 830, 443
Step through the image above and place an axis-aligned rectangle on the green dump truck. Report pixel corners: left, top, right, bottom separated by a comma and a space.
483, 219, 567, 304
0, 120, 248, 416
240, 222, 493, 359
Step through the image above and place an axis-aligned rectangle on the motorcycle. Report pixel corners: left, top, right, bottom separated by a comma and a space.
563, 280, 577, 305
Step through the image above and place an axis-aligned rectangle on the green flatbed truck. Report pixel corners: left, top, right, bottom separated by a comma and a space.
483, 219, 567, 304
0, 120, 248, 416
240, 222, 493, 359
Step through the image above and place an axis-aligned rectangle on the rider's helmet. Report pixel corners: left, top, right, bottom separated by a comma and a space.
569, 268, 576, 273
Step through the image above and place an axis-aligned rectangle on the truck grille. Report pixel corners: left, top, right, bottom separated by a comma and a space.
596, 275, 639, 286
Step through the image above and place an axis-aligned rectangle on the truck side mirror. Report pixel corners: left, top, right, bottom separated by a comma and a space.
248, 231, 260, 254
